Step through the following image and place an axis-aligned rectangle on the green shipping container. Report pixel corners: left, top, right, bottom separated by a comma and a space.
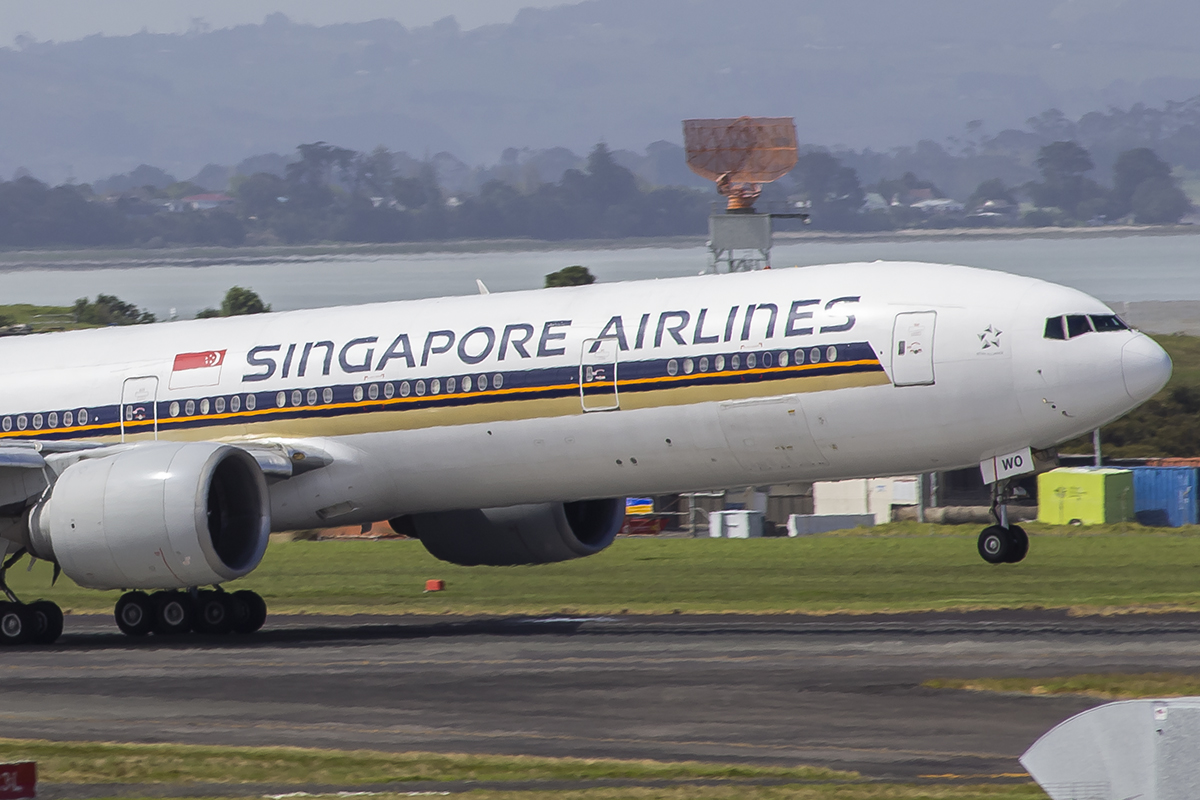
1038, 468, 1134, 525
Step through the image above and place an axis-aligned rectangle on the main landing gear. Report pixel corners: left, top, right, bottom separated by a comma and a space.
114, 588, 267, 638
0, 548, 65, 646
977, 480, 1029, 564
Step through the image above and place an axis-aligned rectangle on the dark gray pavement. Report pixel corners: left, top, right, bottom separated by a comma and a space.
5, 611, 1200, 783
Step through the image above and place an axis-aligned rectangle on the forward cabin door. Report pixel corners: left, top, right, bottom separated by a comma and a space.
891, 311, 937, 387
120, 376, 159, 442
580, 338, 620, 411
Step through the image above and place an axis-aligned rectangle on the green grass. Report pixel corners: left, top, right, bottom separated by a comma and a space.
114, 788, 1046, 800
926, 673, 1200, 700
0, 738, 849, 785
0, 303, 86, 331
15, 523, 1200, 616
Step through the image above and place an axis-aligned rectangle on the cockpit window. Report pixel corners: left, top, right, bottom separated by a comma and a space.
1066, 314, 1092, 338
1090, 314, 1129, 332
1046, 313, 1130, 339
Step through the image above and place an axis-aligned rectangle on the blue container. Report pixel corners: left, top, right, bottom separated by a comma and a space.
1131, 467, 1199, 527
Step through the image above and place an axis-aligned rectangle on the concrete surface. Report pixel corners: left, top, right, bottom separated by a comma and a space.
5, 611, 1200, 785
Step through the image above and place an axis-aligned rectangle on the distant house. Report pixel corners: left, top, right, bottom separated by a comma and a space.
910, 197, 965, 216
177, 193, 235, 211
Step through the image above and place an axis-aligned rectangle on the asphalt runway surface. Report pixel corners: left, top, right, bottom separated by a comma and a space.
5, 611, 1200, 788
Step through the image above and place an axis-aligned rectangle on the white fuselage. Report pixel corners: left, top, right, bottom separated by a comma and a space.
0, 262, 1170, 529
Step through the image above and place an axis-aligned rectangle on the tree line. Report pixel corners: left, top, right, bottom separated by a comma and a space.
0, 138, 1192, 249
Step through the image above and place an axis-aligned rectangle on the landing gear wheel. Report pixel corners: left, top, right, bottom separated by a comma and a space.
152, 591, 194, 635
0, 602, 34, 645
1006, 525, 1029, 564
115, 591, 155, 636
28, 600, 64, 644
231, 590, 267, 634
978, 525, 1014, 564
194, 591, 234, 635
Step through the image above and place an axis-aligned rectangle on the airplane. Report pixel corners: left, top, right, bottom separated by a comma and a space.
0, 261, 1171, 645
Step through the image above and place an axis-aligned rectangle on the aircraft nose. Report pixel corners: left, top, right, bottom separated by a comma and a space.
1121, 334, 1172, 403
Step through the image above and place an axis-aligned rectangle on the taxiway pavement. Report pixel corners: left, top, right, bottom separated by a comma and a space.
4, 611, 1199, 781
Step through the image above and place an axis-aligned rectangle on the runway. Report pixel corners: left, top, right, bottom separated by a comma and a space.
4, 611, 1200, 783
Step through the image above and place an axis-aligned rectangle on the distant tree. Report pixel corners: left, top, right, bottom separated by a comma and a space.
791, 152, 865, 228
871, 171, 942, 204
545, 265, 595, 287
164, 181, 207, 200
1111, 148, 1190, 223
1027, 141, 1105, 219
354, 146, 396, 197
195, 307, 221, 319
967, 178, 1016, 209
1131, 177, 1192, 224
73, 294, 155, 325
235, 172, 288, 218
221, 286, 271, 316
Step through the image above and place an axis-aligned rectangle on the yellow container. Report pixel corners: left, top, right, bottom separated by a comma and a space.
1038, 468, 1134, 525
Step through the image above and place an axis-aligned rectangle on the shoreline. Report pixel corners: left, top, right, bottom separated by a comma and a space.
0, 223, 1195, 270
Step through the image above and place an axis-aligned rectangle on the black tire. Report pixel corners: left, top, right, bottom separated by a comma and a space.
232, 590, 267, 634
28, 600, 64, 644
978, 525, 1013, 564
115, 591, 155, 636
194, 591, 234, 635
153, 591, 194, 635
1006, 525, 1029, 563
0, 602, 34, 645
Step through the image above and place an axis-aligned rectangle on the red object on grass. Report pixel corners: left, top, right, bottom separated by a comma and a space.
425, 579, 445, 592
0, 762, 36, 800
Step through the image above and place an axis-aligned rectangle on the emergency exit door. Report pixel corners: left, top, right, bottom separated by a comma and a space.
120, 376, 159, 441
579, 338, 619, 411
891, 311, 936, 386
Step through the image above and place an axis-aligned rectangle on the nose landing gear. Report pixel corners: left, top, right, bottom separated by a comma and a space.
978, 481, 1030, 564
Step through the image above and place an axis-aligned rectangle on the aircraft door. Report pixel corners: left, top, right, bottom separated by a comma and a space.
891, 311, 937, 386
580, 338, 619, 412
120, 376, 159, 442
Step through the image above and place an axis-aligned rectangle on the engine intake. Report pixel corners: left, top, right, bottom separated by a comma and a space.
394, 498, 624, 566
29, 442, 270, 590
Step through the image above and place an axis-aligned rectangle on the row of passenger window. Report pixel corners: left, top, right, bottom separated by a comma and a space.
1, 408, 90, 433
163, 373, 509, 418
666, 346, 840, 377
1044, 314, 1129, 340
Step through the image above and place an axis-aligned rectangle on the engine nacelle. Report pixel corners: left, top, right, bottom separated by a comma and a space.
394, 498, 625, 566
29, 442, 270, 590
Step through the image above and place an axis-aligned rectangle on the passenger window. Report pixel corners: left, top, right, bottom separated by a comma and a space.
1044, 316, 1066, 340
1090, 314, 1129, 332
1066, 315, 1092, 338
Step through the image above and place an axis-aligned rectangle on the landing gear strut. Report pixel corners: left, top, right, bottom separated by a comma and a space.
113, 587, 267, 638
978, 480, 1029, 564
0, 548, 64, 645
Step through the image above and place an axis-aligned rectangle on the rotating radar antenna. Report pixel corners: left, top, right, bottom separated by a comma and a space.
683, 117, 798, 213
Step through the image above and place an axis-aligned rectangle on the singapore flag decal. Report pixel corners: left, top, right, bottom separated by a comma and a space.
169, 349, 226, 390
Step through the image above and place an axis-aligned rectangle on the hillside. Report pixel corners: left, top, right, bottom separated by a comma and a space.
4, 0, 1200, 183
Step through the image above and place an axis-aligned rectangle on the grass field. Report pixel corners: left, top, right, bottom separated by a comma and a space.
12, 522, 1200, 616
0, 738, 849, 784
0, 738, 1044, 800
926, 673, 1200, 700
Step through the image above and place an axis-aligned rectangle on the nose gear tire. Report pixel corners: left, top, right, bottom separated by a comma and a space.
978, 526, 1013, 564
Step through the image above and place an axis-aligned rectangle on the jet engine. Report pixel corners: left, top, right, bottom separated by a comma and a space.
392, 498, 625, 566
28, 442, 270, 590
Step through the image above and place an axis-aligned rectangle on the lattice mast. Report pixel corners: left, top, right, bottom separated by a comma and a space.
683, 117, 798, 213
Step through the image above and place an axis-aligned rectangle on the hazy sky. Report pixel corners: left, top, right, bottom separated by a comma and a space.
1, 1, 575, 44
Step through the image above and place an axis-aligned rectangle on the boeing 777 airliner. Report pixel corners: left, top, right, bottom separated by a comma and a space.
0, 261, 1172, 644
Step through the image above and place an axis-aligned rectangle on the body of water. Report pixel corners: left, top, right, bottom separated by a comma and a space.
0, 234, 1196, 319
